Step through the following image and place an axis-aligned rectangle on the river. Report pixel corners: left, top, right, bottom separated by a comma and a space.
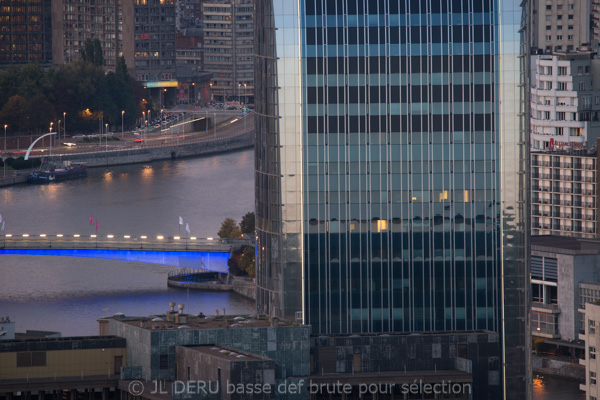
0, 148, 584, 399
0, 149, 256, 336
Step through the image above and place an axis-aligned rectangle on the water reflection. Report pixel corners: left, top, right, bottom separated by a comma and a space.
532, 375, 584, 400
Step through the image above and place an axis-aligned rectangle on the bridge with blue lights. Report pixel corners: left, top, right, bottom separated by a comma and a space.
0, 234, 249, 273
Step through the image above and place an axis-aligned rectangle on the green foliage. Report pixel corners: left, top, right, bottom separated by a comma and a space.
237, 246, 256, 278
81, 39, 104, 67
9, 157, 41, 170
240, 212, 255, 234
218, 218, 242, 239
26, 93, 54, 131
0, 58, 141, 135
0, 95, 28, 131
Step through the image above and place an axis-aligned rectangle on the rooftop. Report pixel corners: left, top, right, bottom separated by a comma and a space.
180, 345, 270, 362
532, 235, 600, 254
104, 313, 299, 331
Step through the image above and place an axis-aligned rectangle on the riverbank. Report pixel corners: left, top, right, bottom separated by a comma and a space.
0, 129, 253, 188
167, 271, 256, 302
532, 354, 585, 382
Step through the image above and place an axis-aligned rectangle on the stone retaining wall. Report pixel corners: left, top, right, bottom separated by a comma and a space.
532, 355, 585, 382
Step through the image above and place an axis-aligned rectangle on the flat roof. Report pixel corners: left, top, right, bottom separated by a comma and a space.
106, 314, 298, 331
179, 345, 270, 362
532, 235, 600, 254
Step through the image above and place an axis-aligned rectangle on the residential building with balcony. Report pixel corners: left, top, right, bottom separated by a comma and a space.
51, 0, 134, 72
530, 52, 600, 152
532, 236, 600, 343
532, 150, 598, 237
530, 0, 589, 53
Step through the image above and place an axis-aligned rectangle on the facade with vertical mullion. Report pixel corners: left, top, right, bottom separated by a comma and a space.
255, 0, 529, 398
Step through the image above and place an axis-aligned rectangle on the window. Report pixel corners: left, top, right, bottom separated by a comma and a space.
557, 15, 563, 20
544, 111, 551, 120
580, 82, 585, 91
558, 82, 567, 90
556, 127, 564, 136
557, 35, 563, 40
591, 346, 597, 360
546, 5, 552, 10
578, 66, 584, 74
546, 25, 552, 31
568, 25, 574, 30
568, 15, 574, 20
590, 319, 596, 335
591, 371, 597, 386
16, 352, 46, 367
546, 35, 552, 41
595, 96, 599, 105
568, 35, 574, 41
558, 67, 568, 75
557, 25, 563, 30
568, 4, 574, 10
159, 354, 169, 369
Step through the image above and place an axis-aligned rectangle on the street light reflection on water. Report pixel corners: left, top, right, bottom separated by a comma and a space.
532, 374, 584, 399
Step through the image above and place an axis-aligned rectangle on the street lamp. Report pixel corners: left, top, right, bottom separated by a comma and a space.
49, 122, 53, 157
243, 83, 247, 105
57, 120, 61, 148
63, 112, 66, 141
121, 110, 125, 138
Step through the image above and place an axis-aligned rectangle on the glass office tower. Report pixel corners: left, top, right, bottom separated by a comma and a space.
256, 0, 530, 397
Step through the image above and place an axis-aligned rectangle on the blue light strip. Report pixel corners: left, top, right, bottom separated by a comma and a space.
0, 249, 231, 273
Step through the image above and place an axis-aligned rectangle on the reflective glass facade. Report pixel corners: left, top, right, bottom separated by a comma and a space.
256, 1, 530, 397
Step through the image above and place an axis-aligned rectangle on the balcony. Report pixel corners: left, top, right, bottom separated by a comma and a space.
532, 302, 561, 314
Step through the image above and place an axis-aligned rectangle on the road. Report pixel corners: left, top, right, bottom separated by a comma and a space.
5, 110, 253, 158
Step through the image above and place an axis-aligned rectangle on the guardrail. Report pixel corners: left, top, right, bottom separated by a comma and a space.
32, 114, 254, 158
0, 234, 243, 252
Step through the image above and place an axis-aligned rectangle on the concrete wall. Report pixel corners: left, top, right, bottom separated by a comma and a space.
46, 130, 253, 168
532, 355, 585, 382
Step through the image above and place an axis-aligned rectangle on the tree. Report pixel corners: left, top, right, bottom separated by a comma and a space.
218, 218, 242, 239
81, 39, 104, 67
237, 246, 256, 278
240, 212, 255, 234
0, 95, 28, 131
26, 93, 54, 131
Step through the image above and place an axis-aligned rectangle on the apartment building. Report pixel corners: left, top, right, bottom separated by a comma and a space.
580, 302, 600, 400
0, 0, 52, 66
532, 151, 598, 237
531, 0, 589, 53
531, 236, 600, 343
530, 52, 600, 151
202, 0, 253, 104
51, 0, 134, 71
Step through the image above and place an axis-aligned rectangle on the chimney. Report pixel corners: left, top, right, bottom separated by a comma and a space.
169, 302, 176, 312
178, 304, 184, 315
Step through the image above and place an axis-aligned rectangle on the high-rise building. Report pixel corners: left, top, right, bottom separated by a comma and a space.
255, 0, 530, 398
51, 0, 134, 72
531, 150, 598, 238
530, 52, 600, 151
202, 0, 253, 104
0, 0, 52, 66
530, 0, 589, 53
133, 0, 176, 83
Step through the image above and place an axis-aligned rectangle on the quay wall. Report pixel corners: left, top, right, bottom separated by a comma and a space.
48, 130, 254, 168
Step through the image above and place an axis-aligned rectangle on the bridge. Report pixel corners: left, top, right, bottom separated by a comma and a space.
0, 234, 251, 273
